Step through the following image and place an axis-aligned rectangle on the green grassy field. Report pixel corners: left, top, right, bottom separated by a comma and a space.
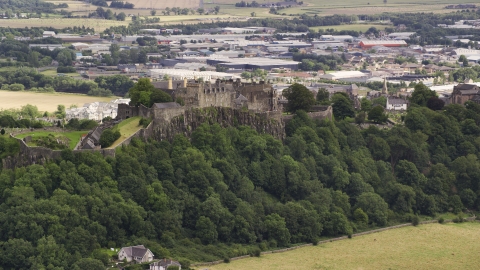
108, 116, 143, 149
40, 69, 80, 78
0, 18, 129, 31
15, 130, 89, 149
209, 222, 480, 270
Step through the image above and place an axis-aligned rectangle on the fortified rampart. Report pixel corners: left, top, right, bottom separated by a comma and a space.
2, 136, 115, 170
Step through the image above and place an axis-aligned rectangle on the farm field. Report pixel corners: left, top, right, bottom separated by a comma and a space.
15, 130, 88, 149
0, 18, 129, 31
0, 91, 116, 112
107, 116, 142, 148
209, 222, 480, 270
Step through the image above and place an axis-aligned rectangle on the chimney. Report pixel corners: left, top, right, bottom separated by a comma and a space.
168, 77, 172, 90
183, 78, 187, 88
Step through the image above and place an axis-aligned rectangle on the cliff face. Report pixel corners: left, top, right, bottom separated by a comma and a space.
2, 137, 62, 170
152, 107, 286, 142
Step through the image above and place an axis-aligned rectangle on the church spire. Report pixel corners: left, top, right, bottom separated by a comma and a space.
382, 77, 388, 95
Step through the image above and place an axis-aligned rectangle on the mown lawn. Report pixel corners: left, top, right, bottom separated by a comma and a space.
209, 222, 480, 270
107, 116, 143, 149
15, 130, 89, 149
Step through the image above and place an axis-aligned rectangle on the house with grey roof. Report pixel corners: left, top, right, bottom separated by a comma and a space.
386, 97, 408, 111
150, 259, 181, 270
451, 83, 480, 105
118, 245, 154, 263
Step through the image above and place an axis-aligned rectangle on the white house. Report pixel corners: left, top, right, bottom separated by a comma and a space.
386, 97, 408, 111
118, 245, 154, 263
150, 259, 182, 270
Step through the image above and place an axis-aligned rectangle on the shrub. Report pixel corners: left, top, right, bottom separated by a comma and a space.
9, 83, 25, 91
0, 128, 5, 135
250, 248, 261, 257
411, 215, 420, 226
57, 66, 76, 73
99, 128, 121, 148
139, 117, 152, 128
223, 257, 230, 263
438, 217, 445, 224
453, 214, 465, 223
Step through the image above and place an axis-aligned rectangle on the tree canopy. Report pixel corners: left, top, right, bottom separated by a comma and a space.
282, 83, 316, 113
128, 78, 171, 107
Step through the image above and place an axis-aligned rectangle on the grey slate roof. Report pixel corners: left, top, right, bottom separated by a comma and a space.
455, 83, 479, 91
151, 259, 181, 267
122, 245, 148, 258
388, 98, 408, 105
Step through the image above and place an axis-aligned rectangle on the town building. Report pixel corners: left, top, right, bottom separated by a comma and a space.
118, 245, 154, 263
359, 40, 407, 49
451, 83, 480, 105
150, 259, 182, 270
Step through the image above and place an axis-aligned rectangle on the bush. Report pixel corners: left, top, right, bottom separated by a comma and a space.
411, 215, 420, 226
139, 117, 151, 128
99, 128, 121, 148
453, 214, 465, 223
57, 66, 76, 73
0, 129, 4, 135
250, 248, 261, 257
438, 217, 445, 224
223, 257, 230, 263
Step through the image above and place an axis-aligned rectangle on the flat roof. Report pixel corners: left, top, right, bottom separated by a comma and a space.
210, 57, 299, 66
359, 40, 407, 45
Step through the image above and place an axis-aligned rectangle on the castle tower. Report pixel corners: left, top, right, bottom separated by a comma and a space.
382, 77, 388, 95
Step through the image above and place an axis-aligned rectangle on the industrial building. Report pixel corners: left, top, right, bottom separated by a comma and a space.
359, 40, 407, 49
147, 69, 239, 81
206, 57, 300, 71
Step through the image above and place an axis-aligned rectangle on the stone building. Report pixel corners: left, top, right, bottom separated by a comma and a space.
117, 79, 280, 120
171, 79, 279, 112
451, 84, 480, 105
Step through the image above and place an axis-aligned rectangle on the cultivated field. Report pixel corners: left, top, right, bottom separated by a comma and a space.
209, 222, 480, 270
0, 18, 129, 31
0, 91, 117, 112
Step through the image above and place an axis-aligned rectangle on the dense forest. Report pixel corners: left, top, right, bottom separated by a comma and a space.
1, 94, 480, 268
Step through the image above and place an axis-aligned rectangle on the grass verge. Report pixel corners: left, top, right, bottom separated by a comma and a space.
107, 116, 142, 149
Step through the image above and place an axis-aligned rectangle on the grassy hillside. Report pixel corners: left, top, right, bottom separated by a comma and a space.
210, 222, 480, 270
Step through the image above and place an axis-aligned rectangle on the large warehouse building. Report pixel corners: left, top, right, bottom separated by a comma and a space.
207, 57, 300, 71
147, 69, 239, 81
359, 40, 407, 49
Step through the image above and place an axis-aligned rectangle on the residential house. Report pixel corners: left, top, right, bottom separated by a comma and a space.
401, 63, 422, 74
386, 97, 408, 111
118, 245, 154, 263
150, 259, 182, 270
451, 83, 480, 105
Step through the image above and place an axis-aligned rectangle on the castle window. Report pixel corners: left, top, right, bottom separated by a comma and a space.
222, 87, 225, 92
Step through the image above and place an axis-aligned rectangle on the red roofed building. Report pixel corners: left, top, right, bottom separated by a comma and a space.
359, 40, 407, 49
